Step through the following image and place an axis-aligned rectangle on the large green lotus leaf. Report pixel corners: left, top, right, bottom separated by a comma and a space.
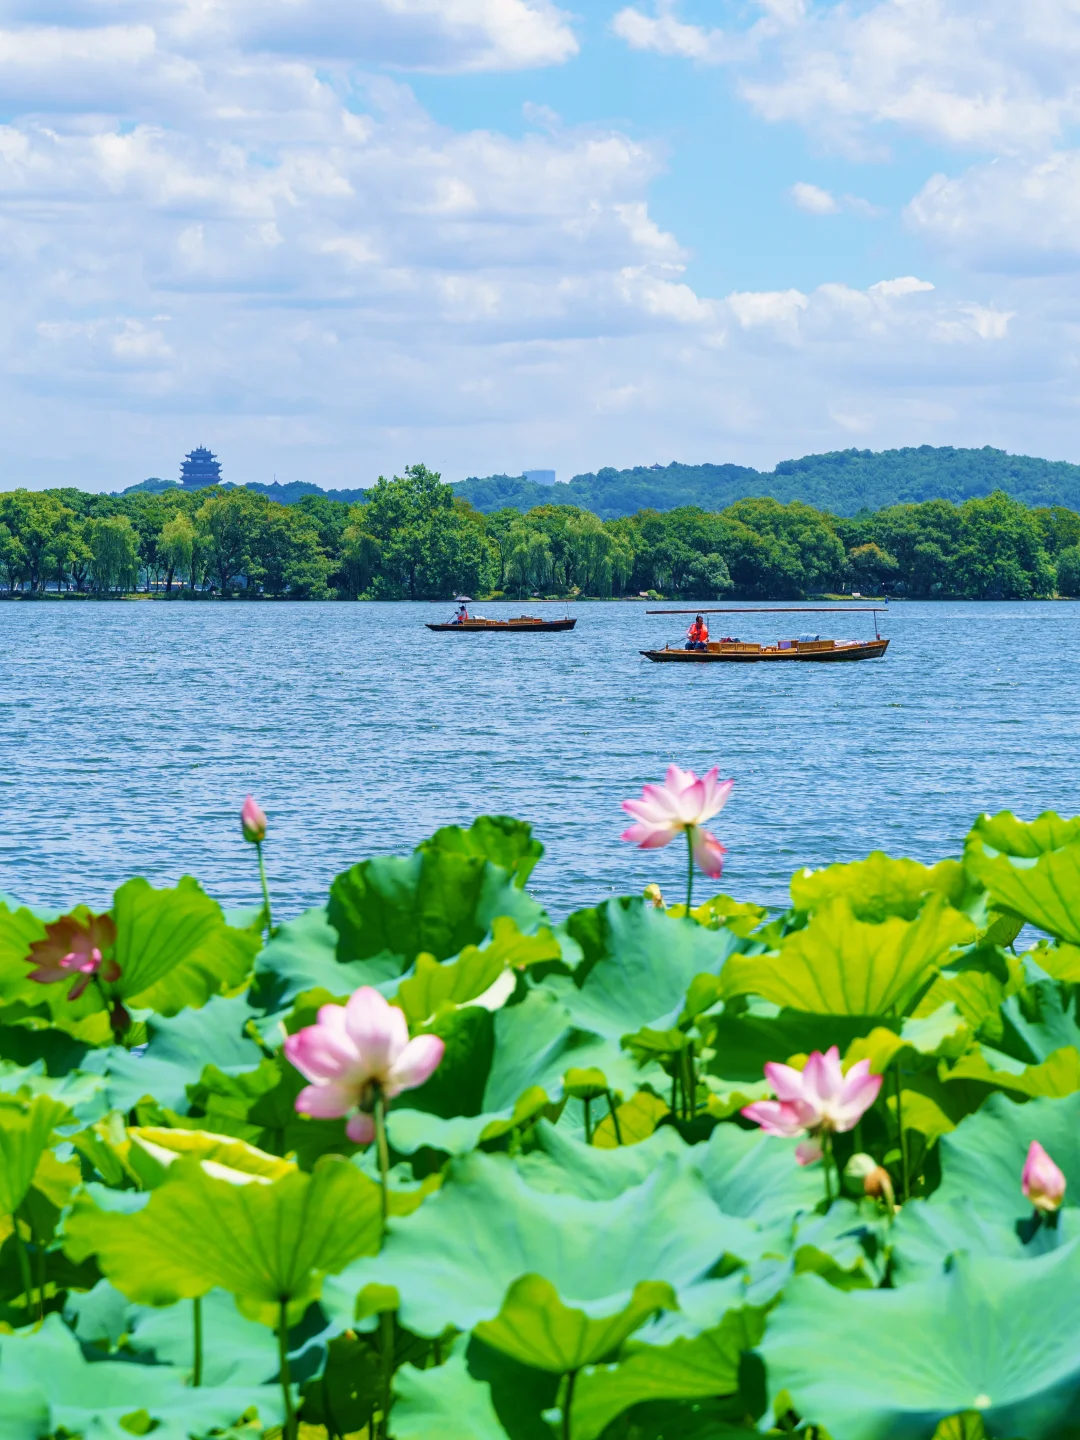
254, 905, 400, 1007
95, 992, 266, 1113
547, 899, 741, 1040
0, 1092, 71, 1214
720, 896, 974, 1016
0, 1382, 47, 1440
111, 876, 259, 1012
697, 1124, 824, 1226
965, 811, 1080, 944
0, 1313, 283, 1440
487, 986, 647, 1102
791, 853, 968, 922
422, 816, 544, 886
570, 1307, 763, 1440
328, 819, 548, 969
1026, 941, 1080, 984
63, 1151, 382, 1324
760, 1243, 1080, 1440
705, 1002, 879, 1083
392, 1339, 513, 1440
890, 1196, 1080, 1286
321, 1150, 753, 1337
473, 1274, 676, 1372
387, 1086, 551, 1158
934, 1090, 1080, 1220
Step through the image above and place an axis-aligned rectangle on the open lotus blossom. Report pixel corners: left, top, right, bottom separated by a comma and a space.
27, 913, 120, 1001
621, 764, 733, 903
1023, 1140, 1066, 1213
742, 1047, 882, 1164
284, 985, 445, 1145
241, 795, 267, 845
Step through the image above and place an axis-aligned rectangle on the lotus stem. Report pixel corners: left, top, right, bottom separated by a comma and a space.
380, 1310, 395, 1440
685, 830, 694, 916
605, 1090, 623, 1145
583, 1098, 593, 1144
374, 1090, 390, 1234
12, 1221, 33, 1314
278, 1299, 297, 1440
256, 841, 274, 937
192, 1295, 203, 1387
563, 1369, 578, 1440
893, 1065, 910, 1201
822, 1133, 834, 1207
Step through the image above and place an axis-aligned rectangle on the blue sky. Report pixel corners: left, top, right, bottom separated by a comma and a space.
3, 0, 1080, 490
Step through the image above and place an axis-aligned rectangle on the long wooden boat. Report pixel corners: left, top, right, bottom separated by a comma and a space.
642, 637, 889, 663
427, 616, 577, 633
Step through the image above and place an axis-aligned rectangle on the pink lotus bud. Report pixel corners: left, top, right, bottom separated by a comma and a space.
1023, 1140, 1066, 1213
241, 795, 267, 844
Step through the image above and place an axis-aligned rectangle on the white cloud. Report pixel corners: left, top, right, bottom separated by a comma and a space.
612, 2, 732, 62
791, 181, 837, 213
868, 276, 934, 297
907, 151, 1080, 273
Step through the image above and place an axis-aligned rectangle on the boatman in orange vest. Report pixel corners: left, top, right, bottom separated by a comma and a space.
686, 615, 709, 651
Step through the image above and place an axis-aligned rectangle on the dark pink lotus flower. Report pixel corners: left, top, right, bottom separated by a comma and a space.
621, 765, 733, 878
284, 985, 445, 1144
742, 1047, 882, 1164
27, 913, 120, 1001
1023, 1139, 1066, 1213
241, 795, 267, 844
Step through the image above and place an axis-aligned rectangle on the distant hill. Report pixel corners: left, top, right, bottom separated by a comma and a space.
452, 447, 1080, 519
115, 446, 1080, 518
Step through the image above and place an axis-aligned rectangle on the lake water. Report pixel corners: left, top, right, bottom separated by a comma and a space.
2, 599, 1077, 921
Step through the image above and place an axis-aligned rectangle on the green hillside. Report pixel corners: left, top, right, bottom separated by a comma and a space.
452, 446, 1080, 518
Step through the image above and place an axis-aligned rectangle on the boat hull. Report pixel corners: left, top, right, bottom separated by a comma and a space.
427, 618, 577, 633
641, 638, 889, 663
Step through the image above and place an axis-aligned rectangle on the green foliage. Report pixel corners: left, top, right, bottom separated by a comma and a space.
3, 454, 1074, 599
8, 804, 1080, 1439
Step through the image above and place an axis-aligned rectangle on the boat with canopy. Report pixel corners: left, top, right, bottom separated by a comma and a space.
426, 597, 576, 634
640, 607, 888, 663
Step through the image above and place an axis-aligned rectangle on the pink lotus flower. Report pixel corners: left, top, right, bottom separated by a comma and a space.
1023, 1140, 1066, 1213
621, 765, 733, 879
241, 795, 267, 844
284, 986, 445, 1144
27, 913, 120, 1001
742, 1047, 882, 1163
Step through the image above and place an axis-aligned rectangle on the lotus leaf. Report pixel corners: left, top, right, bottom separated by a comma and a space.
395, 917, 559, 1026
720, 896, 975, 1016
570, 1306, 764, 1440
322, 1150, 752, 1337
0, 1313, 283, 1440
965, 810, 1080, 944
760, 1244, 1080, 1440
473, 1274, 676, 1372
791, 852, 967, 922
0, 1093, 71, 1216
64, 1149, 382, 1323
392, 1339, 512, 1440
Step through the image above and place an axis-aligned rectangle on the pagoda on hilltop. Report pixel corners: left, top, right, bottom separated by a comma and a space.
180, 445, 222, 489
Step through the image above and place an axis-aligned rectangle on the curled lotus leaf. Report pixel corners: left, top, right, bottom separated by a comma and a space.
0, 1093, 72, 1217
63, 1149, 382, 1324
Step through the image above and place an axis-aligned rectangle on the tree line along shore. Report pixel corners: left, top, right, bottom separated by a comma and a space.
2, 463, 1079, 601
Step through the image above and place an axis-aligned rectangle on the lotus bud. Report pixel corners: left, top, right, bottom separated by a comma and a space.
241, 795, 267, 845
643, 883, 665, 908
1023, 1140, 1066, 1213
845, 1152, 895, 1206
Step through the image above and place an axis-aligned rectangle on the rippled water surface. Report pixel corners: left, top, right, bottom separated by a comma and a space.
3, 599, 1078, 919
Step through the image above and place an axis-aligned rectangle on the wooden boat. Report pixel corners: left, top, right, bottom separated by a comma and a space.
641, 606, 889, 664
427, 615, 577, 633
642, 637, 889, 663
